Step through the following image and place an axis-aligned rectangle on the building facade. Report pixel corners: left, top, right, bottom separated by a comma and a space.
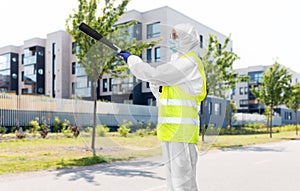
0, 32, 75, 99
232, 65, 300, 125
0, 6, 230, 105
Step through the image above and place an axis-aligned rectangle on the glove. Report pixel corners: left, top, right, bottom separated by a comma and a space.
117, 50, 132, 63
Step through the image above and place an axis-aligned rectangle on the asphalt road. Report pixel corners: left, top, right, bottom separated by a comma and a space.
1, 140, 300, 191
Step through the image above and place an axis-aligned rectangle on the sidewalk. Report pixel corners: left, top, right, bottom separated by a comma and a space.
1, 140, 300, 191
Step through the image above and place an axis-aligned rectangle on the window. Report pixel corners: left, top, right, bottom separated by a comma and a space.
128, 22, 142, 40
72, 42, 76, 54
239, 87, 244, 95
109, 78, 113, 92
103, 79, 108, 92
146, 82, 150, 88
147, 22, 160, 39
72, 62, 76, 75
72, 82, 75, 94
199, 35, 203, 48
248, 71, 263, 83
218, 43, 222, 53
147, 49, 152, 63
232, 88, 236, 95
285, 112, 292, 120
208, 102, 212, 115
154, 47, 160, 62
239, 99, 248, 107
244, 87, 248, 94
77, 76, 88, 88
214, 103, 221, 116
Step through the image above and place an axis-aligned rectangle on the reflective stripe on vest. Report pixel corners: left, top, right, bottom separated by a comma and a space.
158, 117, 199, 126
157, 51, 206, 144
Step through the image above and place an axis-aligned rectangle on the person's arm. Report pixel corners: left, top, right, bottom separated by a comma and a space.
127, 55, 198, 86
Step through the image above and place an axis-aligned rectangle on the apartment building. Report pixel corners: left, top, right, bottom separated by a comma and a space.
232, 65, 300, 124
0, 6, 230, 104
0, 31, 75, 99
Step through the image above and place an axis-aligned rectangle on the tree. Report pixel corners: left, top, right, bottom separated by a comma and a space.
225, 100, 237, 135
285, 82, 300, 136
251, 61, 292, 138
66, 0, 159, 155
200, 34, 248, 141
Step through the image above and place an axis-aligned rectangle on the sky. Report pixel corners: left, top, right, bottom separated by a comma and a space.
0, 0, 299, 72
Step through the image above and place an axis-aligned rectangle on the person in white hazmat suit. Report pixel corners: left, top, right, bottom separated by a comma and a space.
118, 23, 207, 191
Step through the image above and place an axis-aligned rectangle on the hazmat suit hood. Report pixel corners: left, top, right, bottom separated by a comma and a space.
172, 23, 200, 57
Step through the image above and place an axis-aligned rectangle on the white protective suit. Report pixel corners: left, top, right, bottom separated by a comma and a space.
126, 23, 204, 191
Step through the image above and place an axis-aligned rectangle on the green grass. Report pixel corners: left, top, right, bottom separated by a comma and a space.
0, 130, 299, 175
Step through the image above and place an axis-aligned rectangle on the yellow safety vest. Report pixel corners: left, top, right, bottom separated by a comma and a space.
157, 52, 207, 144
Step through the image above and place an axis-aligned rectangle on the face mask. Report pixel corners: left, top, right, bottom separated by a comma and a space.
169, 39, 179, 53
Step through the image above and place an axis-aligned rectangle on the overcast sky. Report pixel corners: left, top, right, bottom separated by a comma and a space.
1, 0, 299, 72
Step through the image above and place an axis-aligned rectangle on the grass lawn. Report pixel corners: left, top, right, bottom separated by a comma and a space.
0, 130, 299, 175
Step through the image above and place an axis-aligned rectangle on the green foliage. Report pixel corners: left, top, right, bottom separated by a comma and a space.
117, 120, 132, 137
29, 117, 40, 136
0, 126, 7, 134
65, 0, 159, 80
39, 117, 50, 138
202, 34, 249, 98
286, 83, 300, 113
65, 0, 160, 155
96, 124, 110, 137
62, 119, 73, 138
53, 116, 63, 133
251, 62, 292, 137
251, 62, 292, 109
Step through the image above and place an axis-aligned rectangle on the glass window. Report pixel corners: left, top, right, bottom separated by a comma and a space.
72, 82, 75, 94
77, 76, 88, 88
154, 47, 160, 62
109, 78, 113, 91
244, 87, 248, 94
249, 71, 263, 83
232, 88, 236, 95
0, 69, 10, 88
103, 79, 108, 92
199, 35, 203, 48
147, 22, 160, 39
72, 62, 76, 75
147, 49, 152, 63
208, 102, 212, 115
72, 42, 76, 54
24, 64, 36, 76
214, 103, 221, 116
239, 87, 244, 95
239, 99, 248, 107
128, 22, 142, 40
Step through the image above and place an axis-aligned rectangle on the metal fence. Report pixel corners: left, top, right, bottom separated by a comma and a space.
0, 94, 158, 130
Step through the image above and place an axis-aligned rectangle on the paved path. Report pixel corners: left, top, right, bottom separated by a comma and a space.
1, 140, 300, 191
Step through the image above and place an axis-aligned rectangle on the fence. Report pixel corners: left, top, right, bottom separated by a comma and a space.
0, 94, 158, 130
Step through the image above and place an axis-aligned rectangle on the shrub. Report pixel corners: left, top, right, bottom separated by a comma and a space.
53, 116, 63, 133
62, 119, 72, 138
117, 120, 132, 137
15, 127, 26, 139
0, 126, 7, 135
71, 126, 80, 138
30, 117, 40, 136
96, 125, 110, 137
135, 129, 147, 137
39, 118, 50, 138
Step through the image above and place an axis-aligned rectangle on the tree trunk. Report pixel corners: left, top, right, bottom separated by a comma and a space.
296, 112, 298, 136
91, 81, 97, 156
269, 106, 273, 138
201, 99, 207, 142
